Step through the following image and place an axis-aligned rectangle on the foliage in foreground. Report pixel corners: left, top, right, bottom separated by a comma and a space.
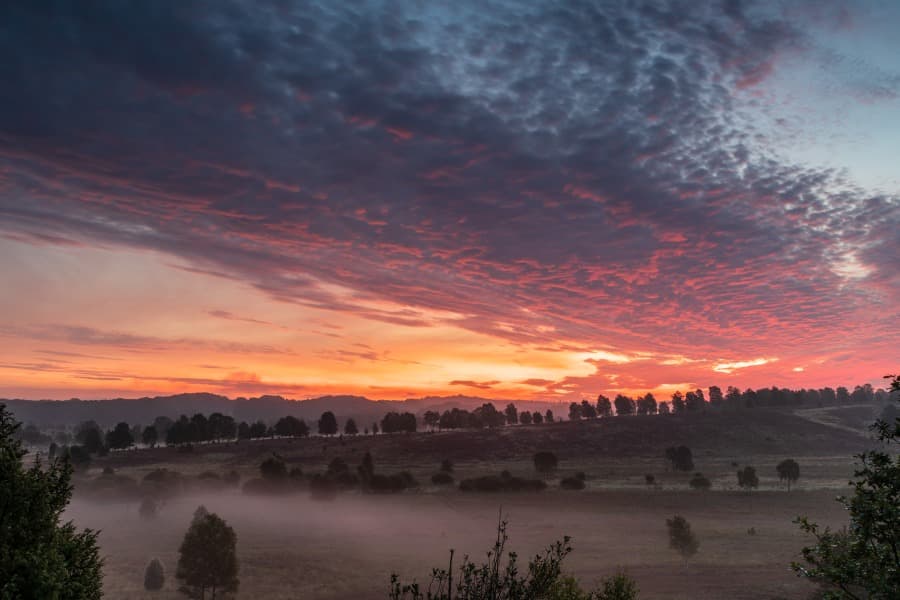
176, 509, 239, 599
792, 374, 900, 599
389, 518, 638, 599
0, 403, 103, 600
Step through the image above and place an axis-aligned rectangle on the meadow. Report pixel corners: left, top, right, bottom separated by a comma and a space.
66, 407, 876, 599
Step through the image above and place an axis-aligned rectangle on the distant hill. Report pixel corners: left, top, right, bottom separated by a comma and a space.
1, 392, 564, 428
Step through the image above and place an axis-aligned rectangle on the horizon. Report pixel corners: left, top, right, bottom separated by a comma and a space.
1, 1, 898, 401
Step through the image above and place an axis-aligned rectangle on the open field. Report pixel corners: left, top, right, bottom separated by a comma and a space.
67, 409, 878, 599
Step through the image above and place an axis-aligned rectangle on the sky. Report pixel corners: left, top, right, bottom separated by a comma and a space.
0, 0, 898, 401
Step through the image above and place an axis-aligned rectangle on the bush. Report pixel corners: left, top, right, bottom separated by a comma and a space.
390, 519, 570, 600
431, 472, 454, 485
459, 474, 547, 493
533, 451, 559, 473
144, 558, 165, 591
560, 477, 586, 490
142, 468, 183, 495
689, 473, 711, 490
645, 474, 655, 485
260, 455, 287, 481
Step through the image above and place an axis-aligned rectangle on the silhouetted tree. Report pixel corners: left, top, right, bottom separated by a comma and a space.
658, 401, 671, 415
318, 411, 338, 436
614, 395, 635, 416
568, 402, 582, 421
504, 403, 518, 425
533, 451, 558, 473
64, 444, 91, 471
520, 411, 533, 425
637, 393, 657, 415
423, 410, 440, 431
473, 403, 505, 428
776, 459, 800, 491
145, 558, 165, 591
667, 515, 699, 565
76, 420, 105, 454
142, 425, 158, 448
344, 418, 358, 436
0, 404, 103, 598
207, 413, 236, 442
596, 395, 613, 417
708, 386, 724, 407
737, 466, 759, 492
106, 421, 134, 450
671, 391, 686, 414
382, 412, 417, 433
685, 389, 706, 412
836, 386, 850, 404
372, 422, 379, 435
176, 511, 239, 599
545, 409, 554, 423
532, 411, 544, 424
665, 446, 694, 472
274, 415, 308, 438
581, 399, 597, 419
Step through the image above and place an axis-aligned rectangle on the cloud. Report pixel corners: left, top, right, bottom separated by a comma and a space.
0, 1, 896, 398
713, 358, 776, 374
449, 380, 501, 390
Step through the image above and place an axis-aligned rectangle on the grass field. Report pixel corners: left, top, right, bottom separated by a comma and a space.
68, 409, 877, 599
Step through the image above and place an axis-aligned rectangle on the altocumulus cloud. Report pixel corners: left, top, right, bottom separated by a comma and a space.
0, 0, 897, 380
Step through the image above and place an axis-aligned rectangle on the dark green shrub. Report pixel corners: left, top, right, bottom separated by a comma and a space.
533, 451, 559, 473
560, 476, 585, 490
144, 558, 165, 591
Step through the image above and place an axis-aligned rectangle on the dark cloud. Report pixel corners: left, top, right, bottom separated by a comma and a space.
0, 0, 897, 362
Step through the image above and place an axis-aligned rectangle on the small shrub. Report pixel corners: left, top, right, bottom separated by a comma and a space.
260, 455, 287, 481
459, 474, 547, 493
431, 472, 454, 485
533, 451, 559, 473
747, 527, 756, 536
144, 558, 165, 591
689, 473, 711, 490
560, 476, 585, 490
102, 466, 115, 476
645, 474, 655, 485
594, 570, 639, 600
